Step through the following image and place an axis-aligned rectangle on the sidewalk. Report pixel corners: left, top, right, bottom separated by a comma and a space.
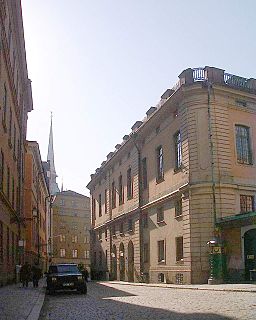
0, 279, 45, 320
107, 281, 256, 293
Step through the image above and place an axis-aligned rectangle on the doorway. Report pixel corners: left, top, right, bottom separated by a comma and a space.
244, 228, 256, 280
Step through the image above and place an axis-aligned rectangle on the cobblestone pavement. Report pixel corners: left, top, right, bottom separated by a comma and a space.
39, 282, 256, 320
0, 280, 45, 320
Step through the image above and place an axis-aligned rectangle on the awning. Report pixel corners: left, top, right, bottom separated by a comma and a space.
217, 212, 256, 228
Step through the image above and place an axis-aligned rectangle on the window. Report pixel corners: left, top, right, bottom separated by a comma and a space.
92, 198, 96, 221
175, 198, 183, 217
174, 131, 182, 169
127, 168, 133, 199
60, 199, 65, 206
11, 178, 14, 207
120, 222, 124, 235
72, 235, 78, 243
156, 146, 164, 182
8, 109, 12, 146
0, 150, 4, 190
72, 249, 78, 258
104, 189, 108, 214
118, 175, 123, 205
176, 236, 184, 262
112, 225, 116, 237
142, 157, 148, 190
128, 219, 133, 232
240, 195, 254, 213
99, 251, 102, 265
3, 84, 7, 126
236, 125, 252, 164
105, 250, 108, 266
158, 240, 165, 263
99, 194, 102, 217
111, 181, 116, 208
158, 273, 165, 283
157, 207, 164, 223
7, 166, 10, 199
143, 243, 149, 263
13, 125, 16, 158
60, 248, 65, 257
105, 229, 108, 240
60, 234, 66, 242
84, 250, 90, 259
0, 221, 3, 263
11, 231, 15, 264
99, 230, 102, 241
84, 236, 89, 243
142, 214, 148, 228
94, 251, 97, 265
71, 200, 77, 207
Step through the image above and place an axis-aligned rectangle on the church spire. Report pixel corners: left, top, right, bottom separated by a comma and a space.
47, 113, 59, 195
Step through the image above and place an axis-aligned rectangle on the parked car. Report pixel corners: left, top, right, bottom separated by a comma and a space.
46, 263, 87, 295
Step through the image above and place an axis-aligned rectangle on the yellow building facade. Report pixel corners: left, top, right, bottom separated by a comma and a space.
52, 191, 91, 272
23, 141, 50, 271
87, 66, 256, 284
0, 1, 33, 285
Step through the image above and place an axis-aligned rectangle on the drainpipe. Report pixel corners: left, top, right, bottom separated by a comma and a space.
207, 82, 223, 284
131, 133, 144, 280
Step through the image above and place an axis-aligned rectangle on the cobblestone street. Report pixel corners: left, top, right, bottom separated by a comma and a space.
39, 282, 256, 320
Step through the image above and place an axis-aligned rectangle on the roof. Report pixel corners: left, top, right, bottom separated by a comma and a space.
56, 190, 89, 199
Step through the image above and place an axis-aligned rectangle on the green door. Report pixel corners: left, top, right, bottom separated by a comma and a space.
244, 229, 256, 280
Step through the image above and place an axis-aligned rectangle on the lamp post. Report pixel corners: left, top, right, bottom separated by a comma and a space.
32, 207, 40, 264
207, 235, 224, 285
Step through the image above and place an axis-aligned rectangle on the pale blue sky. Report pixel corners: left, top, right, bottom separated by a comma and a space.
22, 0, 256, 196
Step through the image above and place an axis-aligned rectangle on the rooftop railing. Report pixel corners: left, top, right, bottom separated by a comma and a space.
172, 67, 254, 92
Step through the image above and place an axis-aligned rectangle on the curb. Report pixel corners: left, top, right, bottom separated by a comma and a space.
103, 281, 256, 293
27, 287, 46, 320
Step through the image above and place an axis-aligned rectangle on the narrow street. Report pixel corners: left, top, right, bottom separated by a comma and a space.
39, 282, 256, 320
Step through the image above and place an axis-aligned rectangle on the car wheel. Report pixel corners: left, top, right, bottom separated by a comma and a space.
80, 287, 87, 294
48, 288, 55, 295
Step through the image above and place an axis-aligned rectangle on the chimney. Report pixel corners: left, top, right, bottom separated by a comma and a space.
161, 89, 174, 99
146, 106, 157, 118
123, 135, 129, 141
131, 121, 143, 132
107, 152, 114, 160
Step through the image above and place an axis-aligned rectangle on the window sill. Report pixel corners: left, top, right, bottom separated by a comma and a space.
237, 161, 253, 166
176, 259, 184, 264
158, 260, 166, 265
157, 220, 166, 226
2, 120, 7, 132
174, 166, 182, 174
175, 214, 183, 219
156, 177, 164, 184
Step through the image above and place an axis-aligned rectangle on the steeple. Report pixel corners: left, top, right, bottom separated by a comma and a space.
47, 113, 59, 195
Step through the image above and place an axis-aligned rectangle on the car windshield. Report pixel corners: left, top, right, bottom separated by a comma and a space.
49, 265, 79, 274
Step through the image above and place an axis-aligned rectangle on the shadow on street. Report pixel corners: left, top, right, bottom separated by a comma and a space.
40, 282, 236, 320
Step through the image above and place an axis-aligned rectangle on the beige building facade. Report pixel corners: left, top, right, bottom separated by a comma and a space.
23, 141, 50, 271
0, 1, 33, 285
52, 191, 91, 272
87, 66, 256, 284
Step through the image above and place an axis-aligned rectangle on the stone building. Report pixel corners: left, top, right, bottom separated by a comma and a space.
23, 141, 50, 271
52, 191, 91, 272
0, 1, 33, 285
87, 66, 256, 284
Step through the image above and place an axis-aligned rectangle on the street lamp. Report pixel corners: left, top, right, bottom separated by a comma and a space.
207, 236, 224, 285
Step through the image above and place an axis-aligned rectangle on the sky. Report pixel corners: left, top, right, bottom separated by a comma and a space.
22, 0, 256, 196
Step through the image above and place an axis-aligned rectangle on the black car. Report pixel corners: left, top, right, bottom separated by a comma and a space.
46, 264, 87, 295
